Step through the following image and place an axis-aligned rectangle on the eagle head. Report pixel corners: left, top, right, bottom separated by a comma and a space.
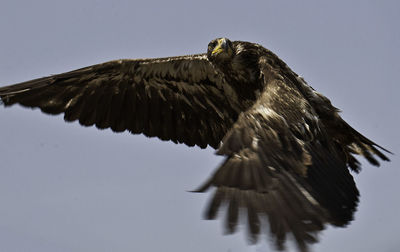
207, 38, 262, 87
207, 37, 234, 63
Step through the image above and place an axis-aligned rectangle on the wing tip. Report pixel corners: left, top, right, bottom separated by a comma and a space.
190, 178, 214, 193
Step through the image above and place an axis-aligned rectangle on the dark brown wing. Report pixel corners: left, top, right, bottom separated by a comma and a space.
323, 112, 391, 172
196, 58, 360, 252
282, 72, 391, 172
0, 54, 241, 149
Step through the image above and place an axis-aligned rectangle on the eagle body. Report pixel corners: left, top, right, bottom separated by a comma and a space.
0, 38, 390, 252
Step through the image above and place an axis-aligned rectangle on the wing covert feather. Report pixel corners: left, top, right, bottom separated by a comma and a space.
0, 54, 240, 149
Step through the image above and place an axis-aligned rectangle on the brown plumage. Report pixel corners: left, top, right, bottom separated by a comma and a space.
0, 38, 390, 252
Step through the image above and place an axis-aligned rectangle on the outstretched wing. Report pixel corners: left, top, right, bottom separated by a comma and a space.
196, 58, 361, 252
0, 54, 241, 149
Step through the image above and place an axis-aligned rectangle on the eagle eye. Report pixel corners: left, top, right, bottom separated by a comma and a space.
208, 41, 217, 49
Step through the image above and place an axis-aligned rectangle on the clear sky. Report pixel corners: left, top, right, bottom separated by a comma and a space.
0, 1, 399, 251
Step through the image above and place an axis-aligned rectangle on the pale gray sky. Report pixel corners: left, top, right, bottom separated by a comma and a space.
0, 1, 399, 251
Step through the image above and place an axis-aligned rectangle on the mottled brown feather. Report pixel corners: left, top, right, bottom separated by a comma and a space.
0, 55, 239, 149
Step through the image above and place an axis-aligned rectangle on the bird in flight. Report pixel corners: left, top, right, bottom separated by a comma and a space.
0, 38, 390, 252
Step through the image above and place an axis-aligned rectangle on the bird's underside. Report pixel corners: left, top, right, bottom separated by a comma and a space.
0, 38, 390, 252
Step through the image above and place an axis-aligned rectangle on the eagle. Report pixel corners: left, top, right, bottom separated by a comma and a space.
0, 38, 390, 252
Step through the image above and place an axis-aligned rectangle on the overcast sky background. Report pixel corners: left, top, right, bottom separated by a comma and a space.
0, 1, 399, 252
